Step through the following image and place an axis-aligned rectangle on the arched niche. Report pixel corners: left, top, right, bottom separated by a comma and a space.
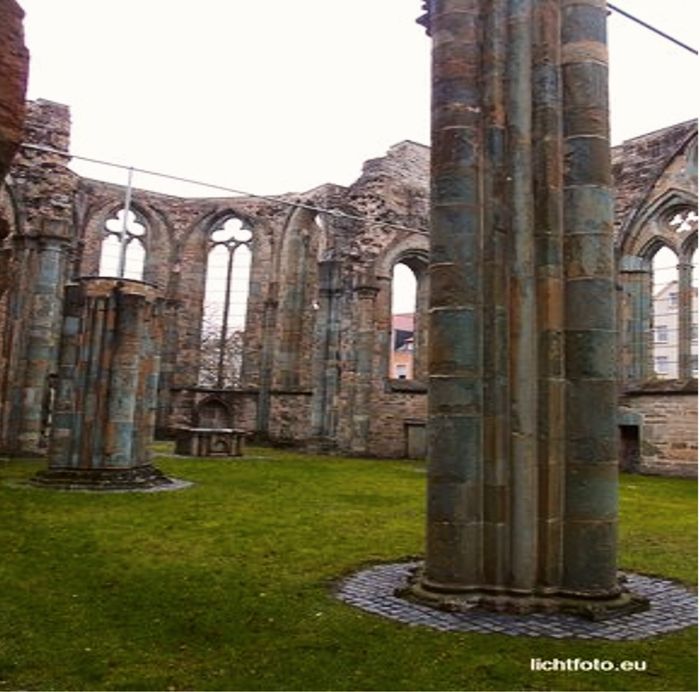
273, 206, 325, 389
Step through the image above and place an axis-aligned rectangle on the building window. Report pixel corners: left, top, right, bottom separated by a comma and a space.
669, 292, 679, 310
98, 208, 146, 280
199, 218, 252, 388
654, 356, 670, 375
654, 325, 669, 343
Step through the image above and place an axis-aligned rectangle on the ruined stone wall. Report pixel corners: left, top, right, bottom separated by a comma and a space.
621, 385, 697, 476
1, 97, 694, 471
64, 130, 431, 456
613, 122, 698, 477
612, 120, 697, 237
0, 100, 78, 453
0, 0, 29, 183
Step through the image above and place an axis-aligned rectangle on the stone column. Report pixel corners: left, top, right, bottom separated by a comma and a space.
561, 0, 620, 598
618, 256, 652, 382
17, 227, 70, 453
407, 0, 646, 618
32, 278, 171, 489
255, 288, 278, 436
677, 259, 694, 379
310, 260, 342, 446
350, 277, 378, 455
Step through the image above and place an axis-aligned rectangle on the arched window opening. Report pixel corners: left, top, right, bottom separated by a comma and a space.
390, 262, 417, 379
98, 208, 146, 280
651, 246, 679, 379
200, 218, 252, 388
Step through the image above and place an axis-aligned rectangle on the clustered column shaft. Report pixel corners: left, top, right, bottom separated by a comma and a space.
33, 277, 170, 489
414, 0, 646, 617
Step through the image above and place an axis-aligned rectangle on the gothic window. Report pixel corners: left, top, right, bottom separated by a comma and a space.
199, 218, 252, 388
651, 246, 679, 379
98, 208, 147, 280
390, 261, 418, 380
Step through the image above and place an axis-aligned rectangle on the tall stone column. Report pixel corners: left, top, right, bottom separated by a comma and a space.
677, 259, 694, 380
350, 277, 378, 455
33, 278, 171, 489
310, 260, 342, 446
561, 0, 619, 597
17, 227, 70, 453
409, 0, 646, 618
618, 257, 652, 382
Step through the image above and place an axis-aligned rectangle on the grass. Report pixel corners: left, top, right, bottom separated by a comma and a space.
0, 445, 696, 691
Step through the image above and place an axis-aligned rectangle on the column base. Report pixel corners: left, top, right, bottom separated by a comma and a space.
30, 464, 174, 491
398, 565, 650, 621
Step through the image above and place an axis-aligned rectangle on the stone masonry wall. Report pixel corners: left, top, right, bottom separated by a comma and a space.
0, 98, 695, 473
621, 387, 697, 476
0, 0, 29, 183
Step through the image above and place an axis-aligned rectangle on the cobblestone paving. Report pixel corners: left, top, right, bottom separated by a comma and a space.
336, 562, 697, 640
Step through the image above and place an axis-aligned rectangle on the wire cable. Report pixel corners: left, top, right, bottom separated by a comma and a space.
19, 142, 430, 236
608, 3, 699, 56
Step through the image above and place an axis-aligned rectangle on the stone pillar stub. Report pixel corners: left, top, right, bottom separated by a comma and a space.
32, 277, 172, 490
403, 0, 648, 620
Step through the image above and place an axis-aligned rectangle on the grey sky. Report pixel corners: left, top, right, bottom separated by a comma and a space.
19, 1, 698, 199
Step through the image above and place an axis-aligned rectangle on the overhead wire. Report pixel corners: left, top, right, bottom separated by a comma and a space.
19, 142, 431, 236
608, 3, 699, 56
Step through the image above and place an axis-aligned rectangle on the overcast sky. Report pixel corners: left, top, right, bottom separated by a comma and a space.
19, 0, 698, 199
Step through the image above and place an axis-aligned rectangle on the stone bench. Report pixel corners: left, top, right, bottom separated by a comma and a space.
174, 427, 245, 457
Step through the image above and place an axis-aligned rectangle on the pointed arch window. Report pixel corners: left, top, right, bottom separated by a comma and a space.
390, 262, 417, 379
98, 208, 147, 281
651, 246, 679, 379
200, 218, 252, 388
388, 255, 429, 382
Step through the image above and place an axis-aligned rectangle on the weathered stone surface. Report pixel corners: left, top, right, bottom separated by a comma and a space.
412, 0, 649, 618
35, 278, 171, 489
0, 0, 29, 182
0, 95, 694, 478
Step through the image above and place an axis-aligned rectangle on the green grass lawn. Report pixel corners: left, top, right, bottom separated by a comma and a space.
0, 446, 696, 691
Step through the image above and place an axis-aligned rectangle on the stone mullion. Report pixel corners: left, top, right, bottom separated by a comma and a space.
677, 260, 693, 379
532, 0, 565, 591
506, 0, 538, 593
481, 0, 510, 589
424, 0, 484, 590
216, 246, 235, 388
561, 0, 620, 596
